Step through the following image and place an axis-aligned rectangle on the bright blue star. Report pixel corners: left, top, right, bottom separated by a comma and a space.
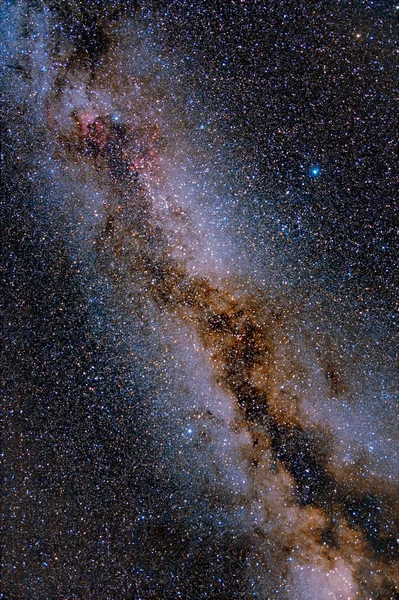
309, 165, 321, 177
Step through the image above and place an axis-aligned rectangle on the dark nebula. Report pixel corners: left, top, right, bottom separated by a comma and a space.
2, 1, 398, 598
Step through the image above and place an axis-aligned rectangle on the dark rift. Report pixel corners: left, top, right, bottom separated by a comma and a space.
65, 108, 399, 581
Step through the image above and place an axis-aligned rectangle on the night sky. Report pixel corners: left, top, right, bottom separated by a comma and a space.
1, 1, 398, 598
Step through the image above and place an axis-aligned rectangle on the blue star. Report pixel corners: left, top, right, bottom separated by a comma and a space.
309, 165, 321, 177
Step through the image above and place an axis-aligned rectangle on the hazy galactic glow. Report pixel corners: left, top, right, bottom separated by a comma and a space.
2, 2, 398, 599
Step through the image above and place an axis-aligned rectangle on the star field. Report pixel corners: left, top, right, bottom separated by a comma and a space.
1, 1, 398, 599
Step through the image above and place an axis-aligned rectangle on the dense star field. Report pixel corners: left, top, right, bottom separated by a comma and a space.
1, 1, 398, 598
